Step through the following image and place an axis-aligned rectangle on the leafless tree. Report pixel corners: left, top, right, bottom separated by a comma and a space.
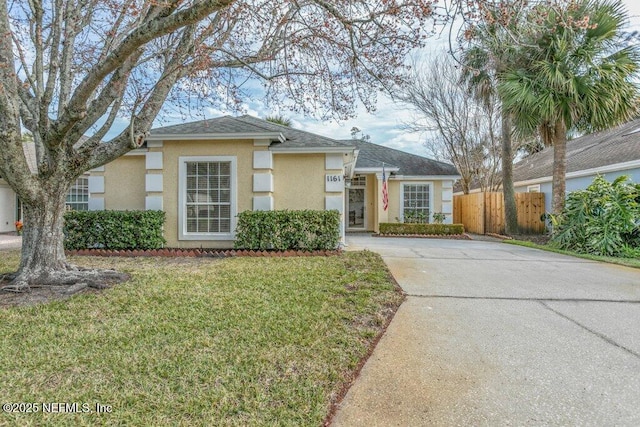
0, 0, 440, 291
396, 54, 504, 193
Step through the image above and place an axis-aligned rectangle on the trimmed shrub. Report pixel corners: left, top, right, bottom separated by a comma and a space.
64, 210, 166, 250
551, 175, 640, 257
234, 210, 341, 250
379, 223, 465, 235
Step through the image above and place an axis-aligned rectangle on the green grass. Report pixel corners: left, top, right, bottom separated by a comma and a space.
505, 240, 640, 269
0, 251, 403, 426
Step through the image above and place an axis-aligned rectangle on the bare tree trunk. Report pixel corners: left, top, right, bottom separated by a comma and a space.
551, 120, 568, 215
19, 191, 69, 275
502, 112, 518, 235
3, 180, 127, 292
462, 178, 471, 195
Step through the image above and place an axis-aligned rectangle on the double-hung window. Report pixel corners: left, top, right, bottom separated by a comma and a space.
401, 183, 432, 223
66, 175, 89, 211
179, 156, 236, 239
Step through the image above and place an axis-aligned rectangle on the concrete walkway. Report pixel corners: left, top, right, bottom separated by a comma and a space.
0, 234, 21, 250
333, 236, 640, 426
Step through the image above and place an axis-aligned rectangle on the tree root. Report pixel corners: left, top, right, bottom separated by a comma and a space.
1, 278, 30, 293
1, 267, 130, 294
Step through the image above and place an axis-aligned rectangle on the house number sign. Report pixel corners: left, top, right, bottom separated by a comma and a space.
325, 174, 343, 192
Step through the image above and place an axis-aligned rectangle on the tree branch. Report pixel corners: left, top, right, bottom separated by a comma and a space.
85, 23, 198, 170
0, 0, 39, 200
50, 0, 235, 145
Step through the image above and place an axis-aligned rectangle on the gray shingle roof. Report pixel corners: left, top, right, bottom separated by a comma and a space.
237, 115, 351, 149
150, 115, 279, 136
149, 115, 458, 176
513, 118, 640, 182
349, 139, 459, 176
150, 115, 351, 149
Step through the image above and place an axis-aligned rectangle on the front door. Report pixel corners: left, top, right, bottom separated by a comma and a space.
347, 188, 366, 230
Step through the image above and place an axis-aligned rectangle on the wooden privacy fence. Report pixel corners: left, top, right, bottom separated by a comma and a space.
453, 192, 546, 235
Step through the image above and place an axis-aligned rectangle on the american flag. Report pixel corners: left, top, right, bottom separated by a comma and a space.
382, 164, 388, 211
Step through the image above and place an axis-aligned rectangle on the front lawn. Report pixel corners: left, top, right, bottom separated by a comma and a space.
0, 251, 403, 426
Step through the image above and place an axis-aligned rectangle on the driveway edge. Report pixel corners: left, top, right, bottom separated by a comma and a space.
323, 263, 406, 427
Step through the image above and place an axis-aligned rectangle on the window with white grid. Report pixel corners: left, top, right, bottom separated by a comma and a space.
179, 156, 236, 240
185, 161, 232, 233
401, 183, 431, 223
66, 176, 89, 211
351, 175, 367, 187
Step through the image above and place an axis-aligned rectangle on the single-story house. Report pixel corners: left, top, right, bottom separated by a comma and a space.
1, 115, 460, 246
513, 118, 640, 213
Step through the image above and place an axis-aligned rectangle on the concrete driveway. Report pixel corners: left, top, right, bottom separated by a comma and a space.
0, 234, 21, 250
333, 236, 640, 426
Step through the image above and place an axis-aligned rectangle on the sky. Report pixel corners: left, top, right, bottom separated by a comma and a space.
125, 0, 640, 157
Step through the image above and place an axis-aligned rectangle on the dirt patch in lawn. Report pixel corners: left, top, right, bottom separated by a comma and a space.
0, 273, 129, 308
510, 234, 552, 245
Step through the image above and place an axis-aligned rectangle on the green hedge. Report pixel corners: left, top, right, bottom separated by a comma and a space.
234, 210, 341, 250
64, 210, 166, 250
379, 223, 465, 235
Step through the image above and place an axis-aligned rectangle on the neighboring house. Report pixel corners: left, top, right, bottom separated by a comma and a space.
0, 115, 460, 246
0, 142, 36, 233
513, 118, 640, 213
0, 180, 17, 233
0, 142, 90, 233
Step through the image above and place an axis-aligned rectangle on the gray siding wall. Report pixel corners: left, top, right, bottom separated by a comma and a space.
515, 167, 640, 214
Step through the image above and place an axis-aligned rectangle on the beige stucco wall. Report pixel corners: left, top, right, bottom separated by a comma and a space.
161, 139, 257, 248
386, 179, 444, 224
387, 180, 401, 223
273, 153, 328, 210
102, 145, 343, 248
103, 156, 146, 210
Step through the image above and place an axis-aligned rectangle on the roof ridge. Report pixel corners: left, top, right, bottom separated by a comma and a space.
239, 115, 353, 147
233, 115, 282, 133
353, 138, 455, 168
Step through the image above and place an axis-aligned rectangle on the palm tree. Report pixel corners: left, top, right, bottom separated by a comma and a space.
460, 1, 528, 235
498, 0, 640, 214
265, 115, 293, 127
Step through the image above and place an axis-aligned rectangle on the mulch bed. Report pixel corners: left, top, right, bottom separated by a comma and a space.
0, 284, 98, 308
510, 234, 552, 245
374, 233, 472, 240
65, 248, 342, 258
481, 233, 553, 245
0, 273, 128, 308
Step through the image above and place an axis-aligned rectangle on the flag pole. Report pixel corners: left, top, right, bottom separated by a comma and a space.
382, 161, 388, 212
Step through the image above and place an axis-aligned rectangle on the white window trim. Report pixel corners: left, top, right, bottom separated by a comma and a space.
66, 175, 90, 211
400, 181, 434, 223
527, 184, 541, 193
178, 156, 237, 241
